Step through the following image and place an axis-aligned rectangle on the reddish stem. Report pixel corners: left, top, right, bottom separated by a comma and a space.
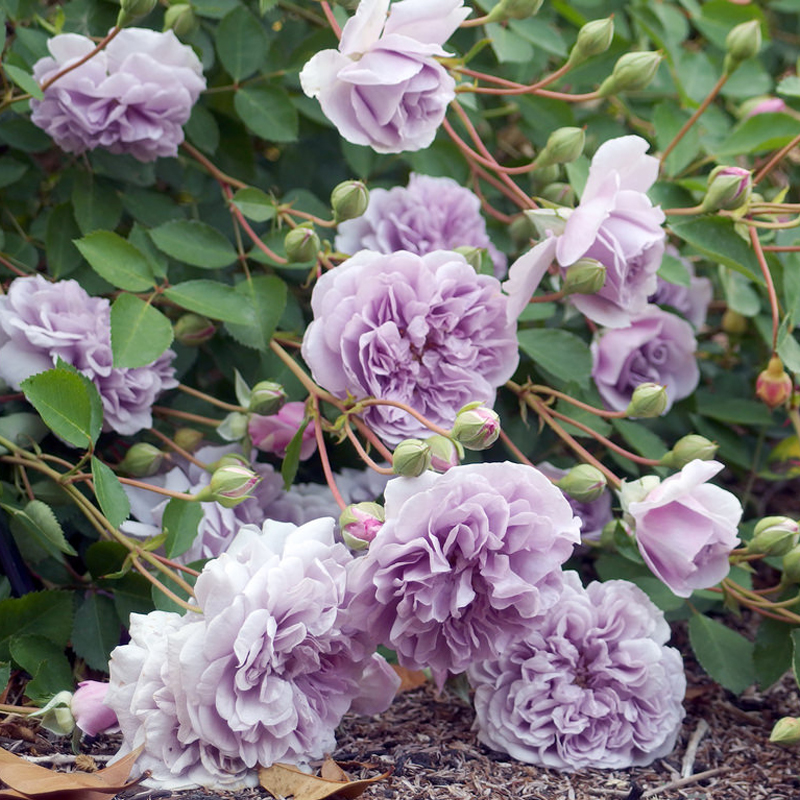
748, 225, 781, 352
754, 132, 800, 185
312, 396, 347, 510
40, 27, 121, 92
344, 423, 394, 475
498, 429, 533, 467
319, 1, 342, 38
223, 185, 288, 264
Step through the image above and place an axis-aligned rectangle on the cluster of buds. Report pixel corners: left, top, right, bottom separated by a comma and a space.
626, 382, 669, 418
756, 355, 793, 410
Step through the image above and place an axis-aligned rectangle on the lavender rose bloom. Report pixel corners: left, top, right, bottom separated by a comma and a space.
302, 250, 519, 444
468, 572, 685, 771
649, 249, 713, 330
623, 460, 742, 598
556, 136, 666, 328
299, 0, 469, 153
591, 305, 699, 414
0, 275, 176, 436
335, 174, 507, 276
30, 29, 205, 162
349, 463, 581, 685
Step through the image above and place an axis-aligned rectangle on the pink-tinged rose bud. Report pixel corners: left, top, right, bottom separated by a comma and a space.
248, 401, 317, 460
557, 464, 607, 503
71, 681, 118, 737
198, 464, 261, 508
700, 166, 752, 213
748, 516, 799, 556
247, 381, 287, 416
743, 96, 787, 118
340, 501, 385, 550
756, 355, 793, 409
625, 382, 669, 418
173, 313, 215, 346
771, 716, 800, 745
451, 404, 501, 450
426, 435, 461, 472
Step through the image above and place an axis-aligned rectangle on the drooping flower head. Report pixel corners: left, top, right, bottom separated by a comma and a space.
468, 572, 686, 771
30, 28, 206, 162
302, 249, 519, 445
0, 275, 176, 436
248, 401, 317, 461
335, 174, 507, 276
300, 0, 469, 153
349, 462, 582, 684
71, 680, 118, 737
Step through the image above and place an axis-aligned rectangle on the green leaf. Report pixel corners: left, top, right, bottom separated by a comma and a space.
73, 231, 157, 292
669, 217, 763, 284
164, 280, 253, 322
10, 634, 73, 701
0, 590, 73, 660
716, 113, 798, 157
112, 573, 155, 625
232, 187, 276, 222
71, 593, 120, 672
21, 366, 103, 449
0, 412, 48, 455
18, 500, 76, 557
185, 104, 220, 156
777, 75, 800, 97
46, 204, 82, 278
225, 275, 288, 351
149, 220, 237, 269
517, 328, 592, 388
282, 415, 311, 490
654, 102, 701, 177
234, 85, 299, 143
163, 498, 204, 558
754, 617, 794, 690
658, 253, 692, 287
216, 5, 268, 81
0, 157, 28, 190
91, 457, 131, 529
695, 390, 774, 425
612, 419, 669, 461
71, 174, 122, 235
85, 541, 129, 579
689, 613, 755, 694
110, 293, 174, 368
3, 63, 43, 99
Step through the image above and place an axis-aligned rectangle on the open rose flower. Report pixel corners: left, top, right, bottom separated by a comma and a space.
299, 0, 469, 153
30, 28, 205, 162
468, 572, 686, 771
301, 249, 518, 444
649, 248, 713, 330
349, 462, 581, 685
623, 460, 742, 597
335, 173, 507, 276
591, 305, 699, 414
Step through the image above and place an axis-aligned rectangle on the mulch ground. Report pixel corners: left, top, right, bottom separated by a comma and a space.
2, 621, 799, 800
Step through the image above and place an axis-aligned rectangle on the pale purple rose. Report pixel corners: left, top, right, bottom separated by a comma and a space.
468, 572, 685, 771
591, 305, 699, 414
649, 248, 713, 330
302, 249, 519, 445
336, 174, 507, 276
555, 136, 666, 328
0, 275, 176, 436
71, 680, 117, 737
349, 462, 581, 686
248, 401, 316, 460
624, 460, 742, 598
30, 29, 205, 162
502, 236, 557, 321
299, 0, 469, 153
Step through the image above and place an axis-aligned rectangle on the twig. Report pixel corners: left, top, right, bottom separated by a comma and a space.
681, 718, 709, 778
641, 766, 730, 797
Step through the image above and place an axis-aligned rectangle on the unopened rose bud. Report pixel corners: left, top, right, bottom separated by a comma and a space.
197, 464, 261, 507
562, 258, 606, 295
724, 19, 762, 75
118, 442, 163, 477
626, 382, 669, 418
210, 452, 250, 471
770, 716, 800, 745
741, 96, 787, 119
539, 182, 575, 206
174, 313, 215, 346
756, 355, 793, 409
721, 309, 748, 334
217, 411, 250, 441
748, 516, 799, 556
162, 2, 197, 37
426, 435, 461, 472
392, 438, 432, 477
567, 17, 614, 67
340, 502, 385, 550
451, 404, 501, 450
248, 381, 287, 416
29, 691, 75, 736
700, 166, 752, 213
660, 434, 718, 469
453, 246, 485, 273
485, 0, 543, 23
71, 681, 118, 736
557, 464, 607, 503
284, 224, 320, 263
597, 51, 662, 97
782, 546, 800, 584
533, 127, 585, 169
331, 180, 369, 223
174, 427, 204, 453
118, 0, 156, 25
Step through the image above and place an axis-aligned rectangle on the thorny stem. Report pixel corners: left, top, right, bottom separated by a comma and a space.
312, 396, 347, 510
748, 226, 781, 352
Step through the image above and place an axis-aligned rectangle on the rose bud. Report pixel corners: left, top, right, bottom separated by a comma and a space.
284, 224, 320, 263
748, 516, 799, 557
567, 17, 614, 67
485, 0, 543, 22
174, 427, 204, 453
340, 502, 385, 550
331, 180, 369, 223
557, 464, 607, 503
626, 382, 669, 418
451, 404, 501, 451
162, 2, 198, 37
533, 126, 586, 169
118, 0, 157, 25
782, 546, 800, 584
392, 438, 432, 477
724, 19, 762, 75
597, 51, 662, 97
118, 442, 163, 477
563, 258, 606, 295
71, 681, 118, 736
248, 381, 287, 416
173, 313, 215, 346
426, 434, 461, 472
770, 716, 800, 745
659, 434, 718, 469
700, 166, 752, 213
196, 464, 261, 508
756, 355, 793, 409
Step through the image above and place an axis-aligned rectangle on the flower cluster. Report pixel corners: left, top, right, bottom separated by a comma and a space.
30, 29, 205, 162
335, 173, 507, 276
105, 519, 399, 790
0, 275, 176, 436
468, 572, 686, 771
302, 249, 518, 444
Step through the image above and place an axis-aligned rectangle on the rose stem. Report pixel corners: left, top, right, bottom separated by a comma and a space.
748, 225, 781, 353
39, 27, 122, 92
178, 383, 246, 413
312, 396, 347, 510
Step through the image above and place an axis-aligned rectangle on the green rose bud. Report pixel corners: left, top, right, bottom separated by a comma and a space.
209, 452, 250, 471
748, 516, 799, 556
451, 404, 501, 451
217, 411, 249, 442
196, 464, 261, 508
625, 382, 669, 419
567, 17, 614, 67
174, 427, 204, 453
724, 19, 762, 75
118, 442, 164, 477
533, 127, 586, 169
173, 313, 216, 346
331, 180, 369, 223
426, 434, 461, 472
659, 434, 718, 469
162, 2, 198, 37
284, 224, 320, 263
29, 691, 75, 737
556, 464, 607, 503
118, 0, 157, 26
485, 0, 543, 23
392, 438, 432, 477
539, 182, 575, 207
700, 166, 752, 213
340, 501, 385, 550
248, 381, 287, 416
597, 51, 662, 97
770, 716, 800, 745
562, 258, 606, 295
452, 245, 485, 273
782, 546, 800, 584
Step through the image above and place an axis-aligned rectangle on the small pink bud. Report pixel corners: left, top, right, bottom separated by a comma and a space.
426, 435, 461, 472
451, 405, 501, 451
71, 681, 117, 737
744, 96, 787, 118
248, 401, 316, 460
340, 502, 385, 550
756, 355, 793, 409
197, 464, 260, 508
701, 166, 752, 213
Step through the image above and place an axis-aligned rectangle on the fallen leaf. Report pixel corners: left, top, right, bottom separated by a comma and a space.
0, 746, 143, 800
392, 665, 427, 693
259, 761, 391, 800
319, 757, 349, 782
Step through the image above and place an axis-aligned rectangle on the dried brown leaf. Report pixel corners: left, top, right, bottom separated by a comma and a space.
319, 757, 349, 782
259, 761, 391, 800
0, 745, 142, 800
391, 665, 427, 693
